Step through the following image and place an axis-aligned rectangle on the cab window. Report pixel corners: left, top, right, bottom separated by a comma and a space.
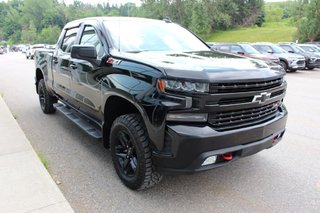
61, 27, 79, 53
80, 26, 104, 59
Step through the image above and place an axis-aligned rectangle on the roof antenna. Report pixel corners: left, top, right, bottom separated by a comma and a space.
163, 17, 172, 23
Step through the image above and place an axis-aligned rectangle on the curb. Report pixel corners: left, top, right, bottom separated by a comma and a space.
0, 96, 74, 212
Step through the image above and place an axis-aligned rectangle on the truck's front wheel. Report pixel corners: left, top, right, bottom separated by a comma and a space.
110, 114, 162, 190
38, 79, 56, 114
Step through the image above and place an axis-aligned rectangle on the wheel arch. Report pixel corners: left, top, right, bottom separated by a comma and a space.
35, 68, 44, 93
102, 94, 165, 151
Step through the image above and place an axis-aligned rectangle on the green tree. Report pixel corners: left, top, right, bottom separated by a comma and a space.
189, 2, 211, 37
38, 25, 61, 44
297, 0, 320, 42
21, 21, 37, 44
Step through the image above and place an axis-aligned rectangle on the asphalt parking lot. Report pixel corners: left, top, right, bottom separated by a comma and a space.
1, 52, 320, 212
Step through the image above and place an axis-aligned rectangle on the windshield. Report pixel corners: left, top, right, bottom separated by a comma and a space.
104, 19, 210, 53
300, 46, 315, 52
240, 44, 260, 54
313, 46, 320, 52
292, 45, 305, 53
271, 45, 287, 53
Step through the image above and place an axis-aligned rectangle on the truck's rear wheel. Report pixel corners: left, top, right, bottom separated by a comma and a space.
110, 114, 162, 190
38, 79, 56, 114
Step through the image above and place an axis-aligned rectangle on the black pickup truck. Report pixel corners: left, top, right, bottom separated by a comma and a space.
35, 17, 288, 190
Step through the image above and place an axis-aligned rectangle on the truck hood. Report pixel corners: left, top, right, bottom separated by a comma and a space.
112, 50, 284, 82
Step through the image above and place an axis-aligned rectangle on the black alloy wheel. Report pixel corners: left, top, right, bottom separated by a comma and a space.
38, 79, 56, 114
110, 114, 162, 190
114, 130, 138, 177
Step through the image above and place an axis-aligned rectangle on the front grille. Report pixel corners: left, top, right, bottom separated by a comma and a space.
210, 78, 283, 93
297, 60, 305, 65
208, 101, 280, 131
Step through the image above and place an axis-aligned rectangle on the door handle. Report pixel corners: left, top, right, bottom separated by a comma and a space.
70, 64, 78, 69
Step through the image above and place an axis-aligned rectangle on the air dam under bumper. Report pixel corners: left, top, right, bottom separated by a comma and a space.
153, 107, 288, 175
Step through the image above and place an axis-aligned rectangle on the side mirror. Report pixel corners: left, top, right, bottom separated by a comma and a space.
267, 51, 274, 54
71, 45, 97, 60
288, 50, 294, 53
237, 51, 245, 55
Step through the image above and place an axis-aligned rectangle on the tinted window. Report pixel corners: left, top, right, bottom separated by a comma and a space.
240, 44, 260, 54
104, 19, 209, 52
280, 45, 293, 52
80, 26, 104, 59
300, 46, 315, 52
61, 27, 79, 53
253, 45, 272, 53
231, 45, 243, 53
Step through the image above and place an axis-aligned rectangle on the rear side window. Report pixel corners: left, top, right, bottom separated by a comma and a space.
254, 45, 272, 53
80, 26, 104, 59
61, 27, 79, 53
231, 45, 243, 53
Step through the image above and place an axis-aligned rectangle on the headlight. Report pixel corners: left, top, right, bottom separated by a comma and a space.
163, 80, 209, 93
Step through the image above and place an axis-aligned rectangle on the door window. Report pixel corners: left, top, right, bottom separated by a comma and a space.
280, 45, 293, 52
231, 45, 243, 53
80, 26, 104, 59
61, 27, 79, 53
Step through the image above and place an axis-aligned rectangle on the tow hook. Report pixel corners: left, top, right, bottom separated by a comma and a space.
221, 153, 233, 161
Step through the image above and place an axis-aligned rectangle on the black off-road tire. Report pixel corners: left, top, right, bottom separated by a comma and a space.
110, 114, 162, 190
38, 79, 57, 114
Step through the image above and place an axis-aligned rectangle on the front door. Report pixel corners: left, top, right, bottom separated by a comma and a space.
69, 25, 105, 120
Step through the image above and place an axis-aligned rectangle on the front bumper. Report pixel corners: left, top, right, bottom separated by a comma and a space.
288, 59, 305, 69
153, 106, 288, 174
307, 59, 320, 69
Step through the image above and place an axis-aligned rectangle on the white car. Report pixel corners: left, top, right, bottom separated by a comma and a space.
26, 44, 45, 59
298, 44, 320, 57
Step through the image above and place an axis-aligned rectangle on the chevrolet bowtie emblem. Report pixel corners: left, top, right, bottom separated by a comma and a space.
252, 92, 271, 104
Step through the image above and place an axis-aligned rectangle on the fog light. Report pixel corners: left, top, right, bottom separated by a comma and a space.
166, 113, 208, 122
202, 155, 217, 166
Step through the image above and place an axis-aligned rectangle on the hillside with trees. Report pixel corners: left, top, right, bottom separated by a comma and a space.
0, 0, 319, 45
0, 0, 265, 45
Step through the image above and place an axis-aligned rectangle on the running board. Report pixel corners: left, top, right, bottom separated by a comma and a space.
54, 103, 102, 139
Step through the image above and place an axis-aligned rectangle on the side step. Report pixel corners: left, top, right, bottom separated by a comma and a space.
54, 103, 102, 139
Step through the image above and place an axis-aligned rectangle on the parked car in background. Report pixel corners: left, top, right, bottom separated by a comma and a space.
252, 42, 305, 72
45, 44, 56, 50
305, 42, 320, 47
26, 44, 45, 59
278, 42, 320, 70
298, 44, 320, 56
0, 46, 4, 54
213, 43, 280, 64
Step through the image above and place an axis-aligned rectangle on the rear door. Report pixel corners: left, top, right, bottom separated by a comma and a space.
52, 26, 80, 101
69, 24, 106, 119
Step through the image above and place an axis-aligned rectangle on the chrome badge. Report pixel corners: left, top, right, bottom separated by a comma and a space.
252, 92, 271, 104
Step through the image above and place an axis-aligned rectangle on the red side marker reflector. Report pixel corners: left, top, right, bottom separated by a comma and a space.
221, 153, 233, 161
106, 57, 114, 65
